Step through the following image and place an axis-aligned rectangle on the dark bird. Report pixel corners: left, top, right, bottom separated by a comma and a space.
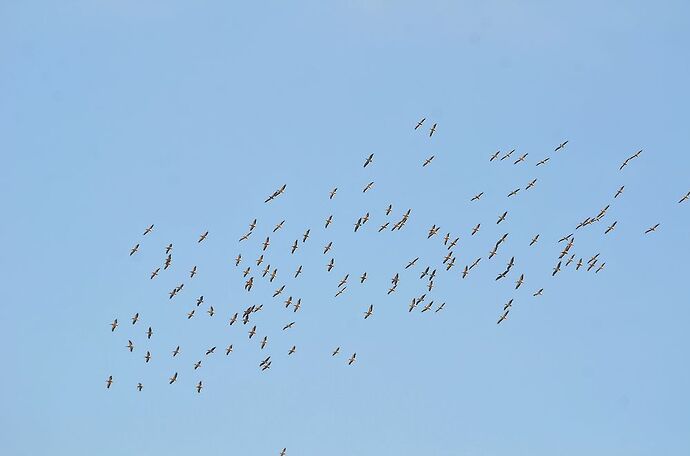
198, 231, 208, 243
106, 375, 113, 389
536, 157, 550, 166
129, 244, 139, 256
423, 155, 435, 167
364, 153, 374, 168
143, 224, 154, 235
497, 211, 508, 224
554, 140, 568, 151
150, 268, 160, 279
471, 192, 484, 201
615, 186, 625, 198
645, 223, 660, 234
490, 151, 500, 161
678, 191, 690, 204
415, 117, 425, 130
429, 123, 437, 137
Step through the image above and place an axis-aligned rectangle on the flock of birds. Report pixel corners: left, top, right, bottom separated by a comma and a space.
106, 117, 688, 454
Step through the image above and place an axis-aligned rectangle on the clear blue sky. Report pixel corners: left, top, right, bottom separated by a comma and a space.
2, 1, 689, 455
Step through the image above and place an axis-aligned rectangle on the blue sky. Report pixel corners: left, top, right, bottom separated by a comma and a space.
2, 1, 689, 455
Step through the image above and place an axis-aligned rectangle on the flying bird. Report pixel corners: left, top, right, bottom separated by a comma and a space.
363, 153, 374, 168
554, 140, 568, 151
414, 118, 425, 130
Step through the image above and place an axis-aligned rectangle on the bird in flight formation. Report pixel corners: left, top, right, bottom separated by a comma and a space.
107, 118, 686, 443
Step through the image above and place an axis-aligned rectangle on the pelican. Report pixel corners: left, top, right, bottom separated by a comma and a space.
554, 140, 568, 151
110, 319, 118, 332
129, 244, 139, 256
363, 153, 374, 168
415, 117, 425, 130
106, 375, 113, 389
348, 353, 357, 365
198, 231, 208, 243
645, 223, 660, 234
143, 224, 154, 235
429, 123, 437, 137
364, 305, 373, 319
325, 215, 333, 228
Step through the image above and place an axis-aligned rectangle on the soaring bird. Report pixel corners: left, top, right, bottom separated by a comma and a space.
615, 186, 625, 198
678, 191, 690, 203
332, 347, 340, 356
110, 319, 118, 332
150, 268, 160, 279
206, 306, 215, 317
363, 182, 374, 193
129, 244, 139, 256
414, 117, 425, 130
302, 229, 311, 242
530, 234, 539, 246
325, 215, 333, 228
131, 313, 139, 325
198, 231, 208, 243
146, 326, 153, 339
496, 211, 508, 224
143, 224, 154, 235
533, 288, 544, 297
144, 351, 151, 363
126, 340, 134, 352
514, 153, 528, 164
507, 188, 520, 197
364, 153, 374, 168
294, 265, 303, 278
291, 240, 299, 254
169, 372, 178, 384
189, 266, 197, 278
322, 241, 331, 254
364, 305, 373, 319
429, 123, 437, 137
165, 243, 173, 254
552, 261, 562, 276
172, 346, 180, 357
525, 178, 537, 190
196, 381, 203, 393
283, 322, 295, 330
645, 223, 660, 234
137, 383, 143, 391
348, 353, 357, 365
385, 204, 393, 215
225, 345, 233, 355
605, 221, 618, 234
497, 311, 509, 325
327, 258, 335, 272
536, 157, 550, 166
360, 272, 368, 283
329, 187, 338, 199
106, 375, 113, 389
260, 336, 268, 349
554, 140, 568, 151
471, 192, 484, 201
490, 151, 500, 161
423, 155, 435, 167
515, 274, 524, 289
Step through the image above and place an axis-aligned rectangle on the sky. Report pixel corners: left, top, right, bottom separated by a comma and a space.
1, 1, 690, 455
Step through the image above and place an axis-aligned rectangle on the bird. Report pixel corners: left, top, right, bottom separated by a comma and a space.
429, 123, 437, 137
496, 211, 508, 224
131, 313, 139, 325
471, 192, 484, 201
294, 265, 303, 278
288, 345, 296, 355
106, 375, 113, 389
129, 244, 139, 256
126, 340, 134, 352
110, 319, 118, 332
435, 302, 445, 313
515, 274, 524, 289
525, 178, 537, 190
325, 215, 333, 228
363, 181, 374, 193
605, 221, 618, 234
423, 155, 435, 167
302, 229, 311, 243
283, 322, 295, 330
323, 241, 333, 254
225, 345, 233, 355
507, 188, 520, 197
490, 151, 500, 161
329, 187, 338, 199
193, 360, 202, 370
615, 186, 625, 198
165, 243, 173, 254
500, 149, 514, 161
206, 347, 216, 355
196, 381, 203, 393
533, 288, 544, 297
530, 234, 539, 246
198, 231, 208, 243
249, 326, 256, 338
514, 153, 528, 164
364, 153, 374, 168
143, 224, 154, 235
327, 258, 335, 272
273, 220, 285, 232
190, 266, 197, 278
497, 311, 509, 325
332, 347, 340, 356
645, 223, 660, 234
378, 222, 389, 232
348, 353, 357, 365
172, 346, 180, 357
169, 372, 178, 384
150, 268, 160, 279
291, 240, 299, 254
554, 140, 568, 151
144, 351, 151, 363
385, 204, 393, 215
249, 219, 257, 231
260, 336, 268, 349
414, 117, 425, 130
552, 261, 562, 276
536, 157, 550, 166
360, 272, 368, 283
137, 383, 143, 391
678, 191, 690, 203
147, 327, 153, 339
262, 237, 270, 251
364, 305, 373, 319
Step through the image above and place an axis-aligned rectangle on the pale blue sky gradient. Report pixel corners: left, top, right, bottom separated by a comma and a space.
2, 1, 690, 455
